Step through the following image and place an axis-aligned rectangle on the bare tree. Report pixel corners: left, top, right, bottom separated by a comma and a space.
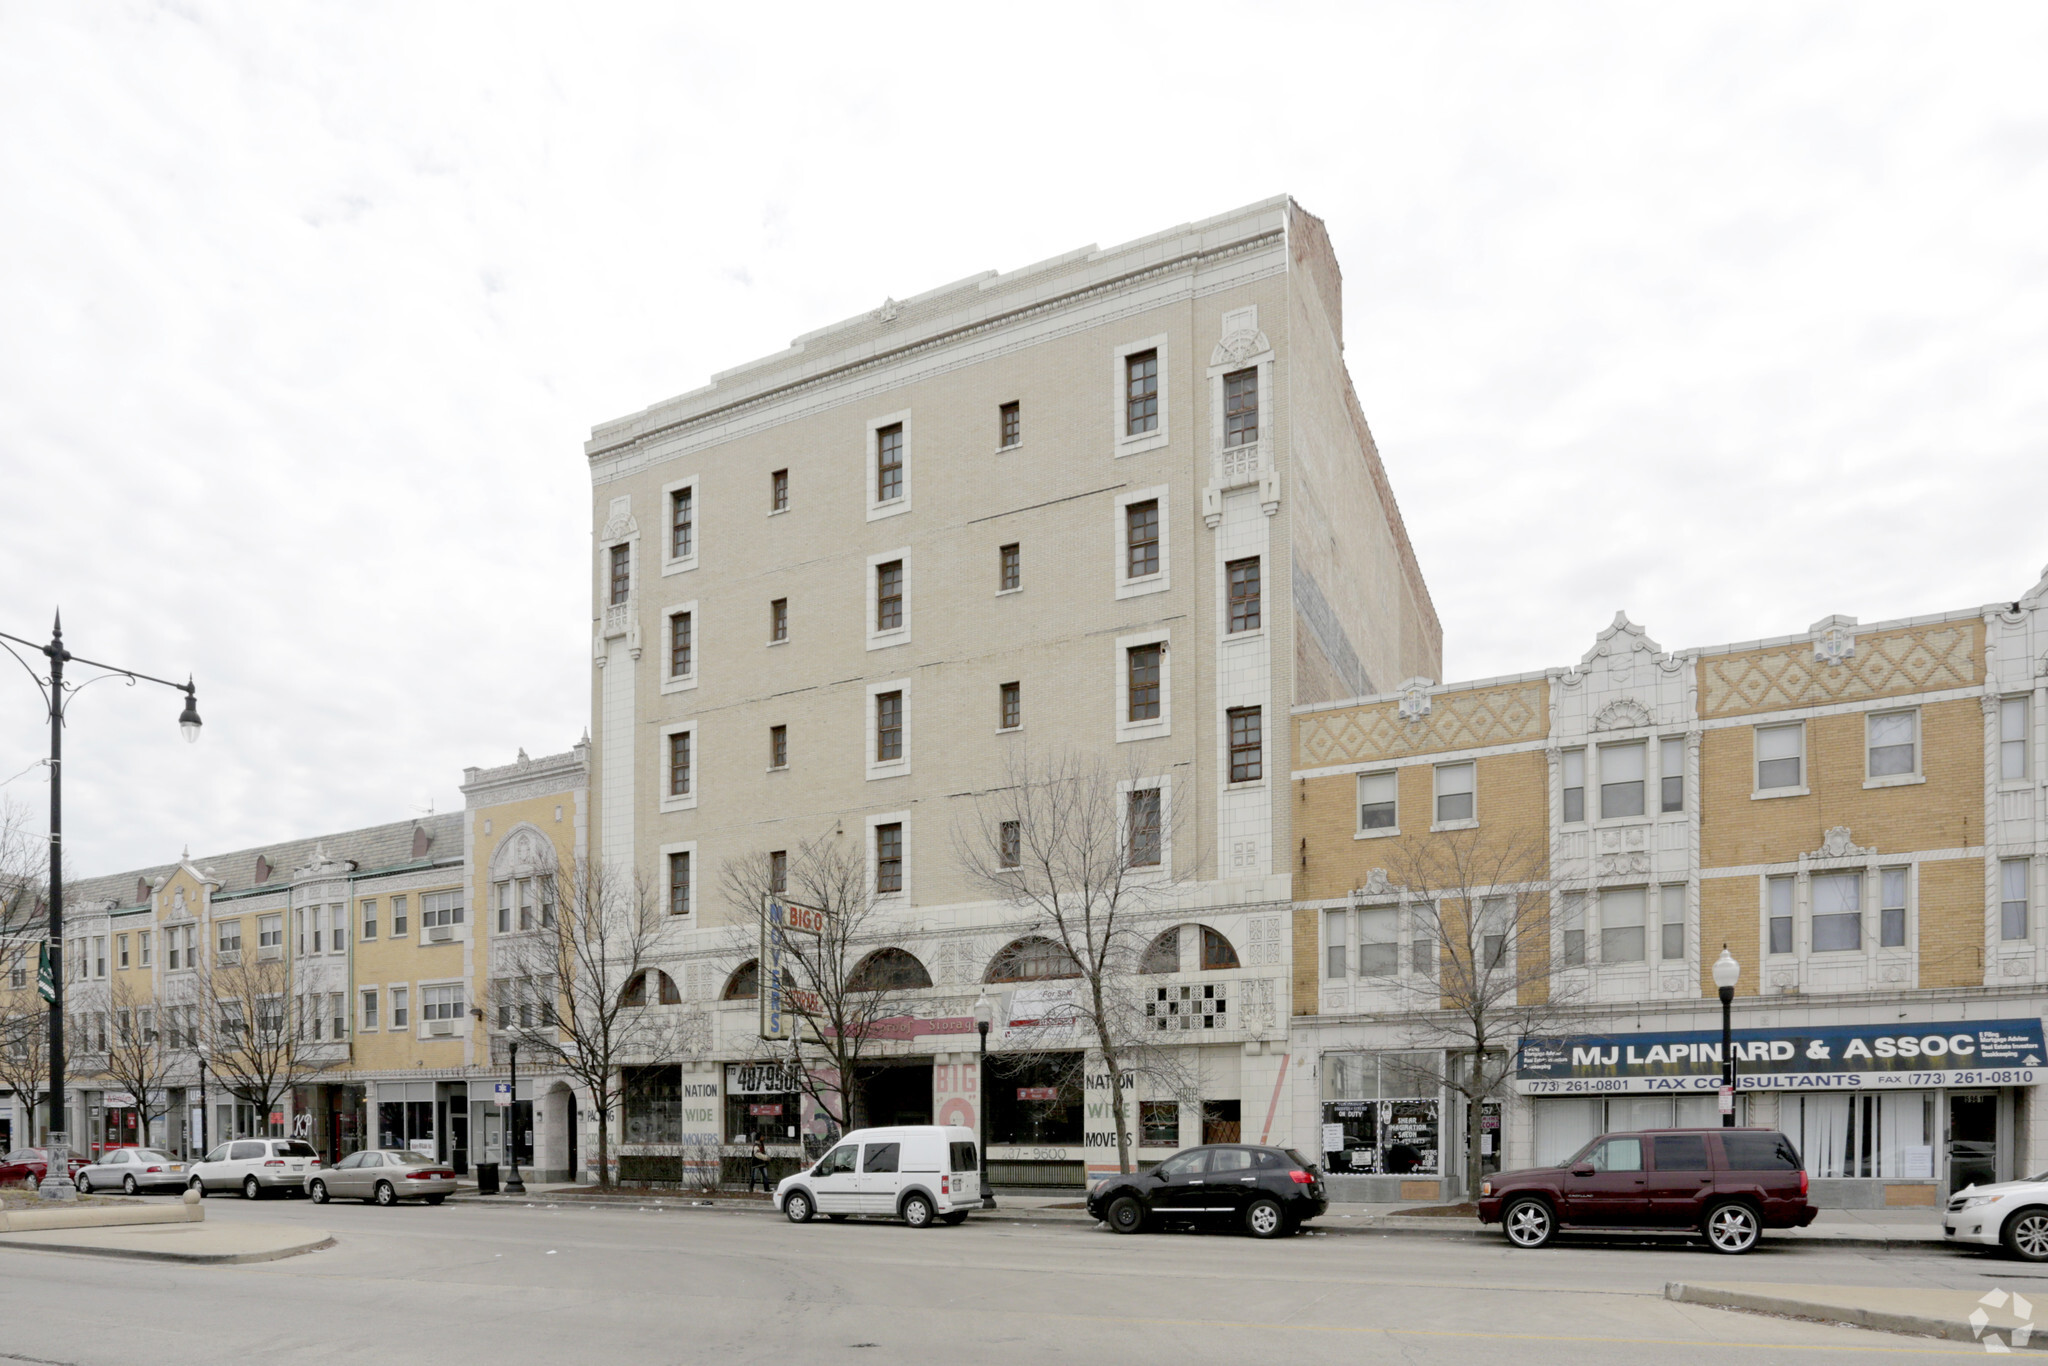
719, 834, 935, 1137
101, 973, 182, 1155
0, 993, 46, 1148
492, 854, 705, 1191
200, 950, 331, 1135
955, 749, 1201, 1176
1355, 825, 1577, 1201
0, 799, 49, 1146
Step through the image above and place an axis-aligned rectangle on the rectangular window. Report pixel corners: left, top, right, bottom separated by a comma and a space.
999, 820, 1021, 868
218, 921, 241, 954
1226, 557, 1260, 632
1868, 710, 1917, 777
495, 882, 512, 933
1559, 893, 1585, 967
1125, 349, 1158, 435
876, 561, 903, 631
1127, 645, 1161, 721
876, 423, 904, 502
390, 987, 409, 1030
770, 597, 788, 642
258, 915, 281, 949
671, 487, 693, 559
768, 850, 787, 894
1127, 789, 1162, 868
1223, 367, 1258, 447
771, 469, 788, 512
769, 724, 788, 769
1479, 898, 1509, 970
1812, 872, 1862, 951
517, 879, 537, 931
139, 931, 151, 967
423, 891, 464, 929
1757, 723, 1803, 790
2003, 858, 2031, 942
423, 983, 465, 1022
2003, 696, 2032, 781
300, 908, 315, 955
875, 823, 904, 894
876, 691, 904, 761
1660, 737, 1685, 812
1561, 749, 1585, 824
1599, 742, 1646, 819
609, 543, 630, 606
117, 934, 129, 969
360, 989, 378, 1032
1600, 888, 1646, 964
669, 851, 692, 917
330, 906, 345, 952
1324, 909, 1347, 978
1227, 707, 1263, 783
999, 682, 1021, 731
1660, 885, 1686, 960
1357, 907, 1398, 976
1768, 876, 1794, 954
94, 936, 106, 977
669, 729, 692, 796
999, 401, 1020, 448
331, 993, 346, 1041
1125, 500, 1159, 579
390, 896, 408, 937
361, 900, 377, 940
1357, 771, 1397, 830
999, 543, 1020, 592
1435, 762, 1475, 824
669, 611, 692, 678
1881, 867, 1908, 947
1140, 1100, 1178, 1147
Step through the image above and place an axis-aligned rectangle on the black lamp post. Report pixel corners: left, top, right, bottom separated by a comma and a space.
1713, 947, 1741, 1127
504, 1040, 527, 1195
1, 614, 200, 1202
973, 989, 997, 1210
196, 1058, 208, 1160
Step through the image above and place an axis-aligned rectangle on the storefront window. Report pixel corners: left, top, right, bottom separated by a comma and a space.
1531, 1095, 1722, 1167
988, 1054, 1083, 1146
726, 1062, 805, 1143
623, 1066, 682, 1144
1320, 1052, 1441, 1174
1789, 1091, 1936, 1180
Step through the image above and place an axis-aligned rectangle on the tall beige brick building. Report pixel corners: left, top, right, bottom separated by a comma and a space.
583, 198, 1439, 1185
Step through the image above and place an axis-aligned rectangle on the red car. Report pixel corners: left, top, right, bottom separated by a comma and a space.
0, 1147, 91, 1187
1477, 1127, 1816, 1254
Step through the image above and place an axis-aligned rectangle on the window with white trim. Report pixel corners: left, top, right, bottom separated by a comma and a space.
1435, 762, 1475, 824
2003, 858, 2031, 942
1866, 709, 1918, 779
1811, 872, 1861, 951
1599, 888, 1646, 964
2002, 697, 2031, 781
1561, 749, 1585, 823
1659, 885, 1686, 960
360, 988, 379, 1032
1599, 742, 1645, 819
390, 986, 409, 1030
1660, 737, 1685, 812
1357, 771, 1396, 832
422, 891, 464, 928
1559, 893, 1586, 968
422, 983, 465, 1021
1880, 867, 1908, 947
1768, 876, 1794, 954
1114, 487, 1171, 597
1756, 723, 1804, 792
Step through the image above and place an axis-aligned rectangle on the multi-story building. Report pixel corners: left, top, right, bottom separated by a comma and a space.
0, 742, 586, 1179
1290, 567, 2048, 1207
582, 197, 1439, 1186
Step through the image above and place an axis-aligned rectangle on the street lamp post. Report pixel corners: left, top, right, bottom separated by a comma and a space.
1713, 947, 1742, 1128
973, 989, 997, 1210
1, 614, 200, 1201
504, 1040, 527, 1195
196, 1058, 208, 1161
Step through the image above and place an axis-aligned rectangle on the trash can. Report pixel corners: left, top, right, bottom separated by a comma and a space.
474, 1162, 500, 1196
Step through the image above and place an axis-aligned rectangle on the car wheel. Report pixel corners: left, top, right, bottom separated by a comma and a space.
784, 1190, 814, 1224
309, 1180, 330, 1204
1703, 1201, 1760, 1254
941, 1211, 969, 1226
123, 1175, 139, 1195
1245, 1198, 1286, 1239
188, 1177, 206, 1197
76, 1174, 93, 1194
424, 1194, 446, 1206
374, 1181, 397, 1207
902, 1193, 935, 1228
2005, 1209, 2048, 1262
1106, 1196, 1148, 1235
1503, 1196, 1555, 1249
243, 1176, 262, 1201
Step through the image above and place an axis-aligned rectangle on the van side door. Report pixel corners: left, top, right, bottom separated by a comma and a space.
810, 1144, 861, 1213
861, 1141, 902, 1214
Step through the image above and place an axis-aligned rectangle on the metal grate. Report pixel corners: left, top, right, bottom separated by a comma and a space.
1146, 982, 1228, 1031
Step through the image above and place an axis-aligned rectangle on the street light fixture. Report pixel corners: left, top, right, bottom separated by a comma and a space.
1713, 947, 1741, 1128
0, 613, 201, 1202
973, 988, 997, 1211
504, 1040, 527, 1195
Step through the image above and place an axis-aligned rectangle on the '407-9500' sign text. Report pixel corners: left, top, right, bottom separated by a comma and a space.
1514, 1018, 2047, 1095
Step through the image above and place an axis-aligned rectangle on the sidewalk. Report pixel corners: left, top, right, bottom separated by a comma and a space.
1668, 1280, 2044, 1350
0, 1221, 333, 1265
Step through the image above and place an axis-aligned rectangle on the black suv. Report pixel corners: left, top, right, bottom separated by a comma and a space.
1086, 1144, 1328, 1239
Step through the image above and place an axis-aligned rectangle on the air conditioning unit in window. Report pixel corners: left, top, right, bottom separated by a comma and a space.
216, 950, 240, 966
427, 924, 453, 943
257, 946, 282, 962
428, 1019, 454, 1036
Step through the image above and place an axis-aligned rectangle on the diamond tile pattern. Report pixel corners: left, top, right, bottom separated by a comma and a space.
1700, 623, 1979, 719
1299, 682, 1546, 767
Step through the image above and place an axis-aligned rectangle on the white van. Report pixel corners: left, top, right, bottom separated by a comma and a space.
776, 1125, 981, 1228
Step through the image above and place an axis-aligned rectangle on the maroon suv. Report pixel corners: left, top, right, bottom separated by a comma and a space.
1476, 1127, 1816, 1254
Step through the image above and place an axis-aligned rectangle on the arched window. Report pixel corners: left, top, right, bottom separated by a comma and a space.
1139, 929, 1180, 975
722, 960, 759, 1001
847, 948, 932, 992
1200, 926, 1239, 970
1139, 925, 1239, 974
621, 969, 681, 1008
984, 936, 1082, 983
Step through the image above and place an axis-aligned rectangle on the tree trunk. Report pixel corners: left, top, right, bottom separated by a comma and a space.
1465, 1046, 1485, 1202
596, 1091, 610, 1190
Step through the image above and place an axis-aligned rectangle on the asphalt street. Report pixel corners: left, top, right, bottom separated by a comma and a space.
0, 1195, 2029, 1364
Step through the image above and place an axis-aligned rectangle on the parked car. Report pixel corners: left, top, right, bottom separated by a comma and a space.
1477, 1127, 1816, 1254
776, 1125, 980, 1228
76, 1148, 190, 1195
308, 1149, 457, 1206
187, 1138, 321, 1199
1940, 1171, 2048, 1260
0, 1147, 88, 1187
1086, 1143, 1329, 1239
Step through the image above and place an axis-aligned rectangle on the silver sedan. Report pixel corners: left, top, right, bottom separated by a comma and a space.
308, 1149, 458, 1206
76, 1148, 191, 1195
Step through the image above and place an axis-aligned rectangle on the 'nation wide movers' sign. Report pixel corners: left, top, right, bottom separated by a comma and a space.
1515, 1018, 2047, 1095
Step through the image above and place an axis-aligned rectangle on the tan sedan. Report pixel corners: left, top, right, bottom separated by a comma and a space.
308, 1149, 458, 1206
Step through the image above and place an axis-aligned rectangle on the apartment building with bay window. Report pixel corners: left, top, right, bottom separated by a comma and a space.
582, 197, 1440, 1187
1291, 567, 2048, 1207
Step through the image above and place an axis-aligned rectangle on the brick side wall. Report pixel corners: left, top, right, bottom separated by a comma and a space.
1918, 856, 1987, 989
1699, 875, 1764, 996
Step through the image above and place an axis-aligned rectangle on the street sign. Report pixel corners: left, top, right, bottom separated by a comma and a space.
1718, 1085, 1735, 1115
760, 895, 826, 1043
494, 1082, 513, 1108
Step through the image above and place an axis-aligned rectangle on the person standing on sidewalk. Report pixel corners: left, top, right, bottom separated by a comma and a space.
747, 1136, 770, 1192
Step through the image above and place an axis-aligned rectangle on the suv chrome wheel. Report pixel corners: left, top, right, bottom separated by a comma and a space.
123, 1175, 139, 1195
1704, 1202, 1760, 1254
2005, 1210, 2048, 1262
1504, 1197, 1555, 1249
1245, 1198, 1285, 1239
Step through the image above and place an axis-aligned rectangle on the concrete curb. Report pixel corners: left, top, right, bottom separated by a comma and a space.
1665, 1281, 2045, 1350
0, 1234, 336, 1266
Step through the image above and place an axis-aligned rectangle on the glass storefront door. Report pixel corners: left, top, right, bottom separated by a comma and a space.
1948, 1092, 2000, 1192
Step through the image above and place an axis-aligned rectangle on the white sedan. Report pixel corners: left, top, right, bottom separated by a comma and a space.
76, 1148, 191, 1195
1943, 1175, 2048, 1259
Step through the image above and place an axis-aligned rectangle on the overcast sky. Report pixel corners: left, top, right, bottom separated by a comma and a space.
3, 3, 2044, 877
